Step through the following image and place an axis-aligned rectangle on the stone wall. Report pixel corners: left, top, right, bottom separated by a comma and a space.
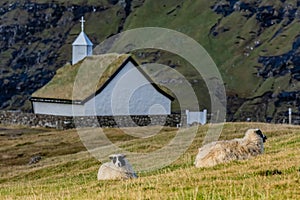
0, 111, 185, 129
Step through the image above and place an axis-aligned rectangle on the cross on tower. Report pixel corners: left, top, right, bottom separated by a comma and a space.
80, 16, 85, 32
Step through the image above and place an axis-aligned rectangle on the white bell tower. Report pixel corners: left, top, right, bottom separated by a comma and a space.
72, 16, 93, 65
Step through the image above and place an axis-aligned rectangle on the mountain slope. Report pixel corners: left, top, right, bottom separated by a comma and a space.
123, 0, 300, 122
0, 0, 299, 122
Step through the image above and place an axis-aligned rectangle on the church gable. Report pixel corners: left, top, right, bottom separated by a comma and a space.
83, 59, 173, 116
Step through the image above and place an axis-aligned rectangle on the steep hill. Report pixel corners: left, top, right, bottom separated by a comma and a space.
0, 0, 299, 122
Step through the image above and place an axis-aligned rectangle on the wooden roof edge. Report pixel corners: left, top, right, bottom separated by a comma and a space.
30, 97, 83, 105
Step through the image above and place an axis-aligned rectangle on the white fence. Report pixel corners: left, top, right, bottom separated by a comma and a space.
186, 109, 207, 125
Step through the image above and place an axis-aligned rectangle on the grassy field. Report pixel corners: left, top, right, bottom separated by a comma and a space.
0, 123, 299, 199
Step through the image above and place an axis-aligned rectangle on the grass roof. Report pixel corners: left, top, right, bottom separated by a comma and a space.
32, 53, 130, 101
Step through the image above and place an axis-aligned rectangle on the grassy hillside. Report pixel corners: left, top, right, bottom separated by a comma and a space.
0, 0, 299, 122
124, 0, 299, 95
0, 123, 299, 199
122, 0, 300, 122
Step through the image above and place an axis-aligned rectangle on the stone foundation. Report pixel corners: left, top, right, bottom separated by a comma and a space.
0, 111, 185, 129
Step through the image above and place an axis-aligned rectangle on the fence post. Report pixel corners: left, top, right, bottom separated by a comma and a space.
288, 108, 292, 125
185, 110, 189, 126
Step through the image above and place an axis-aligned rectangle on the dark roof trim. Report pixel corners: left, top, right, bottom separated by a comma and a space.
30, 97, 82, 105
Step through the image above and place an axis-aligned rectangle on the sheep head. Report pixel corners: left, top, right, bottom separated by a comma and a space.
255, 128, 267, 143
109, 154, 127, 167
244, 128, 267, 144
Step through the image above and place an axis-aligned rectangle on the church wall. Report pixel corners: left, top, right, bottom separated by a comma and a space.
32, 101, 84, 116
72, 45, 88, 65
83, 61, 172, 116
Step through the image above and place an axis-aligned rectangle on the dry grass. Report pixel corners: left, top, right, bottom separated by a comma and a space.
0, 123, 299, 199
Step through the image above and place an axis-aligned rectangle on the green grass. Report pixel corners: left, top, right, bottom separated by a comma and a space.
0, 123, 299, 199
122, 0, 300, 100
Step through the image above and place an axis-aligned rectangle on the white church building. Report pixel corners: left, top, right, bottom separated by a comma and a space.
30, 17, 173, 117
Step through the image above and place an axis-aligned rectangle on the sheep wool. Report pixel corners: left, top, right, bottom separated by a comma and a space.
194, 128, 267, 168
97, 154, 138, 180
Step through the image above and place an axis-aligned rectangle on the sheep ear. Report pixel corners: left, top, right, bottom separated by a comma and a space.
255, 129, 267, 142
255, 129, 262, 135
121, 154, 126, 158
109, 155, 114, 160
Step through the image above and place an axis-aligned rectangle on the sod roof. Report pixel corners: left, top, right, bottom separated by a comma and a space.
32, 53, 131, 101
31, 53, 174, 103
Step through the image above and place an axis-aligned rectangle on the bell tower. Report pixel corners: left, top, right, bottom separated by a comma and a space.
72, 16, 93, 65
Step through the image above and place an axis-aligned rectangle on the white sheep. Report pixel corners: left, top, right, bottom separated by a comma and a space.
194, 128, 267, 168
97, 154, 138, 180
